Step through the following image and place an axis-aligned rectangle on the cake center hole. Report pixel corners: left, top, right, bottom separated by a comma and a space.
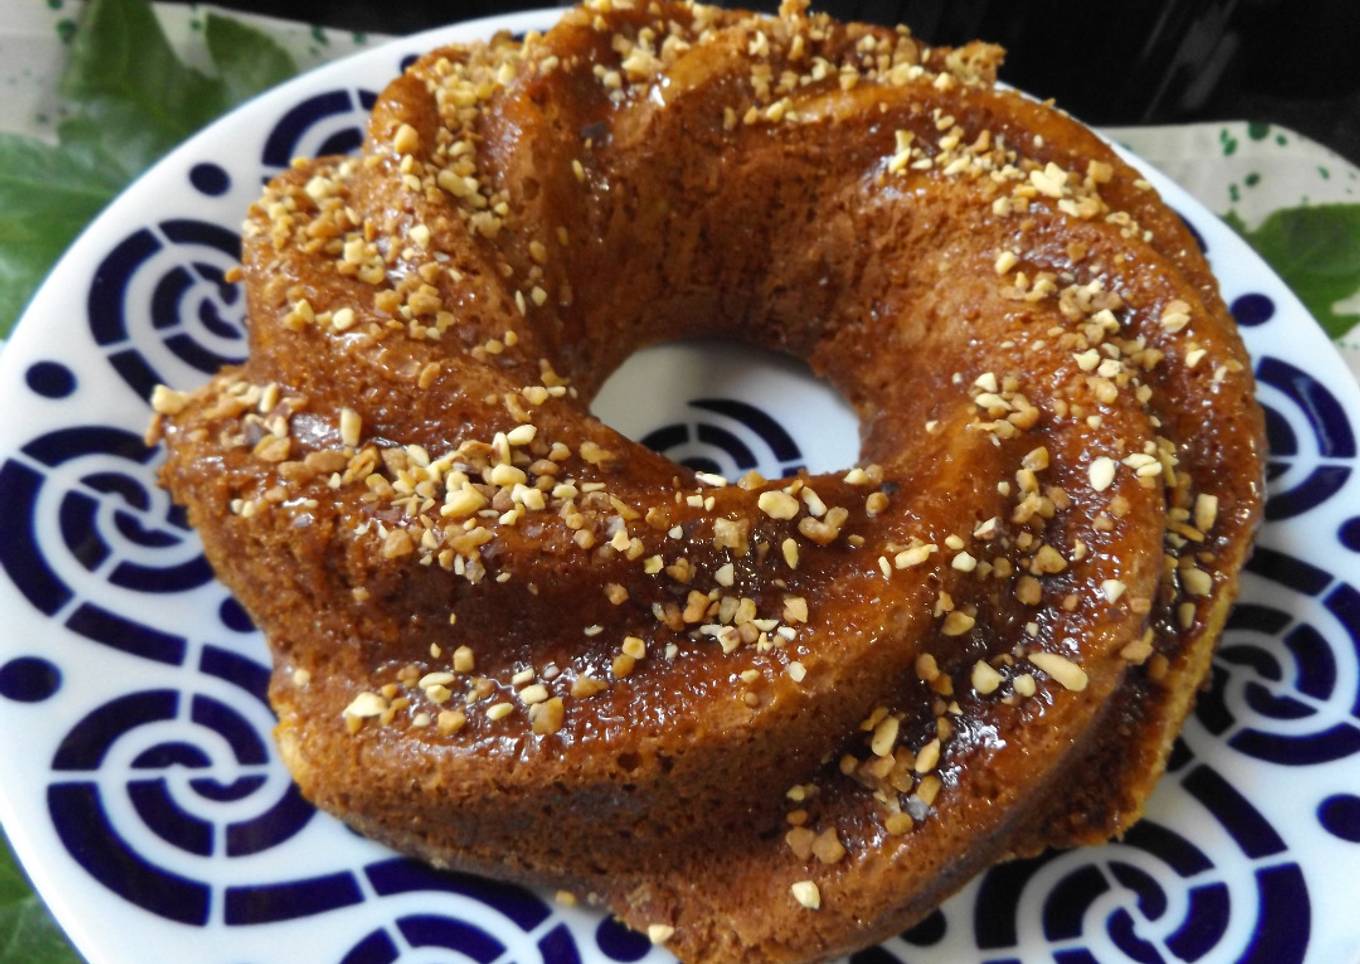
590, 339, 860, 479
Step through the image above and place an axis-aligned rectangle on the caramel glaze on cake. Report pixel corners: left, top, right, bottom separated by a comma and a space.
152, 1, 1266, 959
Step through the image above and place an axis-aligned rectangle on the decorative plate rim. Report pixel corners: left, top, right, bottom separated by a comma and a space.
0, 8, 1357, 963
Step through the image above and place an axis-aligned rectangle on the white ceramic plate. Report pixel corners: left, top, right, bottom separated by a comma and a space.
1, 10, 1358, 963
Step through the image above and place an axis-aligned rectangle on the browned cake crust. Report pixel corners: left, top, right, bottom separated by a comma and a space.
150, 2, 1266, 960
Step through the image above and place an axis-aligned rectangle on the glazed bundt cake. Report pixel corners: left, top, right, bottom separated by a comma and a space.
152, 0, 1266, 959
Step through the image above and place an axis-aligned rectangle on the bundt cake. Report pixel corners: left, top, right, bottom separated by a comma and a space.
151, 0, 1266, 959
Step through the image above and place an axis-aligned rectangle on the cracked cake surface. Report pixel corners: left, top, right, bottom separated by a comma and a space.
152, 1, 1266, 959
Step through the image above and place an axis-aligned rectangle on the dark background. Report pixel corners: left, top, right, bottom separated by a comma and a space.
181, 0, 1360, 163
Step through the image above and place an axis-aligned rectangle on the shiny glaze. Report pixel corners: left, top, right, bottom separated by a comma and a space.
156, 2, 1265, 960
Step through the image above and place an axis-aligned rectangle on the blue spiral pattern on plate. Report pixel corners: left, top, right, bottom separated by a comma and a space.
641, 397, 807, 478
261, 88, 378, 178
0, 424, 213, 664
43, 644, 315, 925
1256, 355, 1355, 520
88, 219, 247, 402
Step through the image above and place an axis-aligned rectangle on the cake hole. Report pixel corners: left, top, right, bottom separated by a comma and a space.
591, 339, 859, 479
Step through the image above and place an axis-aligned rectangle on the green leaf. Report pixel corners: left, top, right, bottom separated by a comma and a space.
1221, 210, 1248, 236
0, 0, 301, 338
205, 13, 298, 105
60, 0, 229, 160
54, 113, 157, 185
0, 132, 122, 336
0, 832, 80, 963
1227, 203, 1360, 340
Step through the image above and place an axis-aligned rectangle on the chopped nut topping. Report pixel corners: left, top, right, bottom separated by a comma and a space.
914, 737, 941, 773
254, 435, 290, 462
340, 408, 362, 448
800, 487, 827, 517
1121, 633, 1154, 664
392, 123, 420, 154
530, 696, 565, 734
453, 645, 475, 673
151, 384, 189, 415
1029, 161, 1068, 198
917, 774, 942, 805
1160, 299, 1192, 333
786, 825, 816, 859
1022, 446, 1050, 471
1194, 493, 1219, 532
571, 674, 606, 698
382, 529, 414, 559
518, 683, 549, 705
647, 924, 674, 945
895, 543, 937, 569
1101, 579, 1126, 603
579, 440, 613, 464
971, 659, 1003, 695
1182, 566, 1213, 596
437, 709, 466, 734
811, 828, 846, 864
343, 691, 386, 719
1028, 651, 1089, 691
713, 517, 750, 555
1089, 457, 1116, 492
870, 715, 899, 757
758, 490, 800, 519
885, 812, 914, 834
489, 463, 527, 487
1015, 575, 1043, 605
941, 611, 975, 636
1031, 544, 1068, 574
790, 880, 821, 910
